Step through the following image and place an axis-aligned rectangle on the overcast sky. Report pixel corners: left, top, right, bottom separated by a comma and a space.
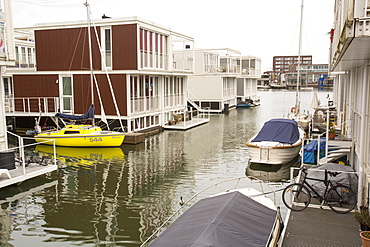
12, 0, 335, 72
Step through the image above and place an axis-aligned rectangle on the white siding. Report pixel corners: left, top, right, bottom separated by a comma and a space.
188, 76, 223, 100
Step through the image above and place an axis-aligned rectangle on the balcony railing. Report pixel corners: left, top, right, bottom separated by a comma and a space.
6, 97, 59, 115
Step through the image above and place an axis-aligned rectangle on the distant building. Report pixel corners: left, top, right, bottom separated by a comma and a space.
177, 49, 260, 113
265, 55, 331, 88
285, 64, 332, 87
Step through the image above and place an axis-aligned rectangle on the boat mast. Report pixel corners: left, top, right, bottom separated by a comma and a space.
296, 0, 304, 114
85, 0, 95, 125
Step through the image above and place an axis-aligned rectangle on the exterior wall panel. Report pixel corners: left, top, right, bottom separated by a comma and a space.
112, 24, 138, 70
13, 74, 59, 97
73, 74, 127, 116
188, 76, 223, 100
13, 74, 59, 112
35, 27, 101, 71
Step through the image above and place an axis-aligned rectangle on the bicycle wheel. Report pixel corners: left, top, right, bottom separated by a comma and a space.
282, 183, 311, 211
326, 185, 357, 214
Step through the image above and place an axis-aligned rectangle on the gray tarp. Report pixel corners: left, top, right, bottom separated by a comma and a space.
149, 191, 278, 247
306, 163, 358, 196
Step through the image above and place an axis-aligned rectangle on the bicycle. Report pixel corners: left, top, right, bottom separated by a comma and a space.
282, 167, 357, 214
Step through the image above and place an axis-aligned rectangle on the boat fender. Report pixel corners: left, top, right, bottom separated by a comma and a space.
291, 107, 296, 113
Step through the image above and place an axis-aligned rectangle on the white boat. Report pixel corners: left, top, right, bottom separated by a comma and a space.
286, 107, 311, 130
246, 118, 304, 165
142, 179, 283, 247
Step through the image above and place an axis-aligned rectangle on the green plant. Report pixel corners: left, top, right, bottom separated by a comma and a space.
354, 207, 370, 233
329, 127, 336, 133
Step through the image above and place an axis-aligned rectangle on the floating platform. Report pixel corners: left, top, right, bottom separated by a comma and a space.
123, 133, 145, 144
0, 162, 57, 189
0, 134, 58, 189
163, 118, 209, 130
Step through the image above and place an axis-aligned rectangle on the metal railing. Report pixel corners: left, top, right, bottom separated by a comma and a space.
5, 131, 57, 175
6, 97, 59, 114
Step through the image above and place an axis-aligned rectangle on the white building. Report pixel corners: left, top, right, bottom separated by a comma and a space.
175, 48, 260, 113
330, 0, 370, 206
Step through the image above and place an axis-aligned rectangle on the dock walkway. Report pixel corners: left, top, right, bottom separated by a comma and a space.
0, 162, 58, 188
280, 206, 361, 246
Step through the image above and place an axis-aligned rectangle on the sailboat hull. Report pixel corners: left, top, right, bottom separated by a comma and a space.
35, 125, 125, 147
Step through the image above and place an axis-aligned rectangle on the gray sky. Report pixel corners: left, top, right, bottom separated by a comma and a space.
12, 0, 335, 72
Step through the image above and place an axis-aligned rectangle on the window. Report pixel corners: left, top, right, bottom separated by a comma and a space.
101, 26, 112, 68
27, 48, 34, 66
15, 46, 19, 66
60, 76, 73, 113
140, 29, 167, 70
21, 47, 26, 66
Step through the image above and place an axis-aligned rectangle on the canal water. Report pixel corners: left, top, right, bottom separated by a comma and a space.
0, 89, 332, 246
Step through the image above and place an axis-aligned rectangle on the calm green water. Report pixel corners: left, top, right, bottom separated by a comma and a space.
0, 89, 331, 246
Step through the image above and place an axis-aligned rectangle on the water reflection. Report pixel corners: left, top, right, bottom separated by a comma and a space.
245, 155, 301, 182
35, 145, 125, 169
0, 177, 57, 246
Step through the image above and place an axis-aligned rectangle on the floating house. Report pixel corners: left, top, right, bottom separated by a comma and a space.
5, 17, 195, 133
176, 48, 260, 113
329, 0, 370, 207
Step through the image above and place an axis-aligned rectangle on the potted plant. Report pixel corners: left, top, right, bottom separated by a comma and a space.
328, 121, 336, 139
328, 127, 336, 139
354, 207, 370, 246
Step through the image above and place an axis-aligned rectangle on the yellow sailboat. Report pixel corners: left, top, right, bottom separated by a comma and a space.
34, 105, 125, 147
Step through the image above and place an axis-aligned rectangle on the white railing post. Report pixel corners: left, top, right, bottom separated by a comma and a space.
38, 98, 41, 112
27, 98, 30, 114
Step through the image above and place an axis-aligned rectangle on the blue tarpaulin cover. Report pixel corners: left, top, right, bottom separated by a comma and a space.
55, 104, 94, 120
149, 191, 277, 247
303, 139, 326, 164
252, 119, 300, 144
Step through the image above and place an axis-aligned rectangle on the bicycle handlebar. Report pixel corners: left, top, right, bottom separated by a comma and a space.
300, 167, 340, 177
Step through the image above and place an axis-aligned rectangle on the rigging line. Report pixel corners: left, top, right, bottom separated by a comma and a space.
77, 23, 91, 110
64, 27, 84, 71
93, 73, 109, 130
91, 16, 125, 132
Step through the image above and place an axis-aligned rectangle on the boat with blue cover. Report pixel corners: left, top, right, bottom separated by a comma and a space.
246, 118, 304, 165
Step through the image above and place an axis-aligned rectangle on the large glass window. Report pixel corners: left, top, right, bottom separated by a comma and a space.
140, 29, 167, 70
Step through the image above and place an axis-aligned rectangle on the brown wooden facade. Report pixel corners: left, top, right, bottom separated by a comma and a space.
9, 18, 193, 132
14, 24, 137, 116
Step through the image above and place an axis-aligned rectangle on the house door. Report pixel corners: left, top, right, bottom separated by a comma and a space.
59, 76, 73, 113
